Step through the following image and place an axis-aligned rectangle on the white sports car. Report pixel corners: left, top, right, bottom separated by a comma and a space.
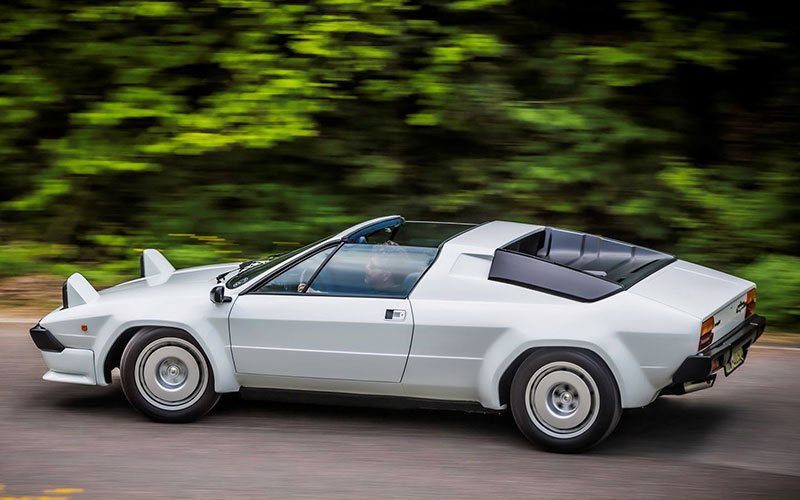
30, 216, 765, 452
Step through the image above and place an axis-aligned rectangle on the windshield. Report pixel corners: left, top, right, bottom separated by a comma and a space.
225, 237, 331, 289
224, 220, 474, 290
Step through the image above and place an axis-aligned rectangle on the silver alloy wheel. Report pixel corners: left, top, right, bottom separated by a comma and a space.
133, 337, 208, 411
524, 361, 600, 439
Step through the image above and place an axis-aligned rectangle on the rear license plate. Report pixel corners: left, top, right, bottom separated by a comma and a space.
724, 345, 746, 376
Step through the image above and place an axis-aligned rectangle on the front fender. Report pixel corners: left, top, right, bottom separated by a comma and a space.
92, 306, 240, 394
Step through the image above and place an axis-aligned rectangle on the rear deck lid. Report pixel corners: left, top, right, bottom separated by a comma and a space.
629, 260, 753, 331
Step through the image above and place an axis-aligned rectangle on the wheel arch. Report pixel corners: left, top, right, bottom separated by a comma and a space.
96, 321, 240, 393
478, 334, 638, 410
102, 325, 151, 384
496, 346, 620, 407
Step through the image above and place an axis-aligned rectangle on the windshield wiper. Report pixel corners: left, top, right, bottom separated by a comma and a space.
215, 259, 260, 283
214, 250, 292, 283
215, 269, 233, 283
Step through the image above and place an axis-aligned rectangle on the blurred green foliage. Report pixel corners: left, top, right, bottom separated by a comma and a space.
0, 0, 798, 328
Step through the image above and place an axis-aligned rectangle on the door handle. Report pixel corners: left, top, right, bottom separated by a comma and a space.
384, 309, 406, 320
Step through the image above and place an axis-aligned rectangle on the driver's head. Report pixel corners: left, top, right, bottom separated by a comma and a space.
365, 244, 404, 291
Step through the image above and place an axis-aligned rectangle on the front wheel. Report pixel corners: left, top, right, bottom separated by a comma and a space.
510, 349, 621, 452
120, 328, 220, 422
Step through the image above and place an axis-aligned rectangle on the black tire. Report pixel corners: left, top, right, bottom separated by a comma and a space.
509, 348, 621, 453
120, 327, 220, 422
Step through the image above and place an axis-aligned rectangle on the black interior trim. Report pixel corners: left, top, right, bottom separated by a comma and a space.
490, 226, 676, 301
489, 249, 624, 302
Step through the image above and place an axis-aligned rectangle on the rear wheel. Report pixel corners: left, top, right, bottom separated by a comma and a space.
510, 349, 621, 452
120, 328, 220, 422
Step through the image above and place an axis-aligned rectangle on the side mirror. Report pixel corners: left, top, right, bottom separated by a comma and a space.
209, 285, 232, 304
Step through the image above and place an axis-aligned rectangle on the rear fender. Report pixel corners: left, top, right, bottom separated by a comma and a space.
479, 335, 635, 409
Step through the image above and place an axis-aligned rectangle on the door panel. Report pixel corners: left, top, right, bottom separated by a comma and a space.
229, 294, 413, 382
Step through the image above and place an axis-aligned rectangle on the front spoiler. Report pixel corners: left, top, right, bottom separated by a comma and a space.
31, 323, 97, 385
664, 314, 766, 394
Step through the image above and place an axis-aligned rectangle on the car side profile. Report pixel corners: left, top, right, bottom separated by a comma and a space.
30, 216, 765, 452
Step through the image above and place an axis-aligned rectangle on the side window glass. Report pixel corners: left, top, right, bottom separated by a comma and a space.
255, 247, 335, 294
361, 226, 395, 244
307, 244, 437, 298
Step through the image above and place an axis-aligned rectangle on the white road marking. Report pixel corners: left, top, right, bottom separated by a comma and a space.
0, 318, 40, 324
751, 345, 800, 352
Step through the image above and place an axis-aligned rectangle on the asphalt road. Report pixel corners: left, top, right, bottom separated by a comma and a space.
2, 321, 800, 500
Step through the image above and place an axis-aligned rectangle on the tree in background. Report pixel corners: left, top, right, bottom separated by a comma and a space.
1, 0, 798, 328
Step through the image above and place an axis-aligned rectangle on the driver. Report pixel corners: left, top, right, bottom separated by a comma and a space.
363, 242, 406, 295
297, 242, 407, 295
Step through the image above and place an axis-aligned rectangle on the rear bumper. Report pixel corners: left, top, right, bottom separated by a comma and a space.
665, 314, 765, 393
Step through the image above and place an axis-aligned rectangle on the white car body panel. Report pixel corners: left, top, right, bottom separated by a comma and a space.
34, 217, 757, 411
402, 222, 703, 408
41, 348, 96, 385
630, 259, 752, 335
229, 295, 413, 382
41, 263, 242, 393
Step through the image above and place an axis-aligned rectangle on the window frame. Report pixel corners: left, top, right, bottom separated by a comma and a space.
301, 242, 438, 300
239, 220, 482, 300
243, 241, 343, 296
225, 236, 334, 291
242, 240, 437, 300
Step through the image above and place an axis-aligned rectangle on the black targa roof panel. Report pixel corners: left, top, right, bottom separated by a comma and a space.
490, 249, 623, 302
489, 227, 675, 302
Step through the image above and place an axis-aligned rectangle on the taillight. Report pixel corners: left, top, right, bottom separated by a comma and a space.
745, 288, 756, 317
699, 316, 714, 350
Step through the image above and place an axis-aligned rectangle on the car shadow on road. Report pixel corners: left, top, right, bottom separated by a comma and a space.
29, 381, 732, 456
598, 396, 732, 456
214, 391, 525, 443
214, 391, 733, 456
17, 378, 138, 422
51, 385, 132, 412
